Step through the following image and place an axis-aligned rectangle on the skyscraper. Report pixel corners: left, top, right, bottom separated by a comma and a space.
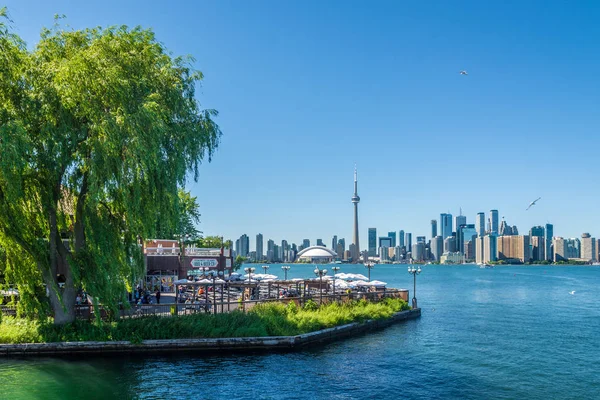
545, 223, 554, 261
316, 239, 324, 247
399, 230, 405, 248
431, 236, 443, 262
387, 231, 397, 247
351, 167, 361, 262
440, 213, 453, 239
302, 239, 310, 248
239, 234, 249, 257
405, 233, 412, 254
490, 210, 499, 235
431, 220, 437, 239
331, 235, 337, 251
458, 224, 477, 255
476, 212, 485, 237
368, 228, 377, 257
455, 211, 466, 235
581, 233, 597, 262
256, 233, 264, 261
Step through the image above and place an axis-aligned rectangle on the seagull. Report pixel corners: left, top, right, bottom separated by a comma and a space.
569, 291, 576, 295
526, 197, 541, 210
459, 70, 468, 75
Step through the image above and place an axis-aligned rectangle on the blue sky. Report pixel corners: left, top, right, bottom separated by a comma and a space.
5, 0, 600, 248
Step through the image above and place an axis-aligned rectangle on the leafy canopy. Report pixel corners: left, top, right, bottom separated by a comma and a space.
0, 12, 221, 319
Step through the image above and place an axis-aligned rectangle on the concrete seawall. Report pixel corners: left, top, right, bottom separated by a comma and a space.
0, 309, 420, 357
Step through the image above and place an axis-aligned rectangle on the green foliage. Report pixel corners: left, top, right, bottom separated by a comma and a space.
233, 255, 247, 271
0, 298, 410, 343
0, 13, 220, 323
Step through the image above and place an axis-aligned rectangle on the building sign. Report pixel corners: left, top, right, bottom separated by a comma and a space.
190, 258, 219, 268
187, 270, 204, 276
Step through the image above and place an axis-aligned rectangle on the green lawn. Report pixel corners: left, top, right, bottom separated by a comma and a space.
0, 298, 410, 344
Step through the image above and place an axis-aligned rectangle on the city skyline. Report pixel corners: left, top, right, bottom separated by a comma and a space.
10, 1, 600, 243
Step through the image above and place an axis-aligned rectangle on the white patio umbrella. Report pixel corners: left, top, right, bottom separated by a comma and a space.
197, 278, 212, 284
290, 278, 304, 282
369, 280, 387, 287
214, 279, 226, 284
354, 280, 370, 287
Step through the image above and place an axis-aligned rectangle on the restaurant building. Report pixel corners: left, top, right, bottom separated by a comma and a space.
144, 239, 234, 292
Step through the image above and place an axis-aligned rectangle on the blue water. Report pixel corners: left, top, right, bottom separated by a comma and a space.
1, 264, 599, 399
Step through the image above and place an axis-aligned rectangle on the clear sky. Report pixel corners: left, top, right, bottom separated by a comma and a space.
5, 0, 600, 248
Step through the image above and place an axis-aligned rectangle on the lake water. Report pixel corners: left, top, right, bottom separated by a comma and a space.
1, 264, 599, 399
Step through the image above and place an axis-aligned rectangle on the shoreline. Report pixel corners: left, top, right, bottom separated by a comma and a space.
0, 309, 420, 357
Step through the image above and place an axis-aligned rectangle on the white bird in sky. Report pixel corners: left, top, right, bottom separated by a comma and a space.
459, 70, 468, 75
526, 197, 542, 210
569, 291, 576, 295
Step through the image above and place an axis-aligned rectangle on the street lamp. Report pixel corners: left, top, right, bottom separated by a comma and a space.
313, 266, 328, 305
281, 265, 291, 280
244, 267, 255, 282
331, 266, 341, 298
407, 266, 422, 309
262, 265, 269, 274
364, 261, 375, 282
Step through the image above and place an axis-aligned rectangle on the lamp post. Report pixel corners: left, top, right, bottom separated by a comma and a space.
244, 267, 255, 283
331, 266, 341, 298
281, 265, 291, 280
207, 271, 217, 315
313, 266, 328, 305
262, 265, 269, 275
364, 261, 375, 282
407, 266, 422, 309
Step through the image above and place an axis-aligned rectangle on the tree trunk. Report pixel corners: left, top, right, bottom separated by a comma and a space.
45, 206, 77, 325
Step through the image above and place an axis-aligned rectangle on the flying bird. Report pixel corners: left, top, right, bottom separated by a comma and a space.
526, 197, 541, 210
569, 291, 576, 295
459, 70, 468, 75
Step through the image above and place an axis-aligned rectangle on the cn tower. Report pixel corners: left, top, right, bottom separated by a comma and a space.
351, 166, 360, 262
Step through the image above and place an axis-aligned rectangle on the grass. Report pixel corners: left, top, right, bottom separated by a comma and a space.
0, 298, 410, 344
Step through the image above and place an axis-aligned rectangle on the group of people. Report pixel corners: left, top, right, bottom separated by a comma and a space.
132, 286, 161, 305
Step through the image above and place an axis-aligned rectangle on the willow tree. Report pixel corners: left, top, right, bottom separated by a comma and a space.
0, 12, 220, 324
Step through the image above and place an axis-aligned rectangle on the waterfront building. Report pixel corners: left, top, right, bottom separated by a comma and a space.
566, 238, 580, 259
331, 235, 337, 251
297, 246, 338, 263
379, 237, 392, 255
476, 212, 486, 237
455, 213, 467, 235
499, 218, 513, 236
302, 239, 310, 249
531, 236, 545, 261
490, 210, 499, 235
483, 235, 498, 263
235, 239, 240, 257
273, 244, 280, 262
553, 237, 566, 262
431, 236, 443, 262
412, 242, 425, 262
406, 233, 412, 253
458, 224, 477, 256
239, 234, 249, 257
416, 236, 426, 244
399, 230, 405, 248
475, 237, 484, 264
351, 167, 361, 262
256, 233, 264, 261
388, 231, 397, 247
348, 243, 357, 262
336, 243, 345, 260
497, 235, 530, 263
338, 238, 345, 252
440, 252, 464, 264
379, 246, 390, 262
440, 213, 453, 239
464, 239, 475, 261
581, 233, 597, 262
344, 250, 351, 260
267, 239, 274, 256
368, 228, 377, 256
431, 220, 437, 239
394, 246, 403, 261
545, 224, 554, 261
443, 236, 456, 253
316, 239, 324, 247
